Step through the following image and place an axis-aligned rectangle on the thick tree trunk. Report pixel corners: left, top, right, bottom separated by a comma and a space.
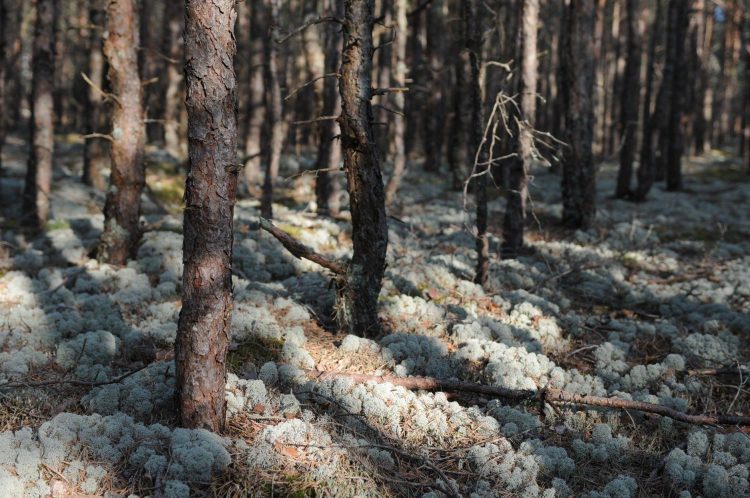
97, 0, 145, 264
261, 0, 283, 219
243, 0, 266, 192
635, 0, 663, 200
23, 0, 56, 229
665, 0, 690, 191
162, 0, 186, 160
560, 0, 596, 229
383, 0, 408, 204
338, 0, 388, 337
82, 1, 105, 188
502, 0, 538, 258
176, 0, 238, 432
314, 0, 343, 216
615, 0, 641, 198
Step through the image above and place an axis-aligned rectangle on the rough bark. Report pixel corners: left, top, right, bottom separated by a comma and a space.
243, 0, 266, 192
97, 0, 145, 264
560, 0, 596, 229
82, 0, 105, 188
162, 0, 186, 160
383, 0, 408, 205
261, 0, 284, 219
665, 0, 690, 191
501, 0, 538, 258
314, 0, 343, 216
338, 0, 388, 337
176, 0, 238, 432
635, 0, 663, 200
614, 0, 641, 198
23, 0, 56, 229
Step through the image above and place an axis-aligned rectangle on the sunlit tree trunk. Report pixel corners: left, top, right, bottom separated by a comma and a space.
502, 0, 539, 258
560, 0, 596, 229
384, 0, 407, 204
176, 0, 238, 431
97, 0, 145, 264
23, 0, 56, 229
338, 0, 388, 337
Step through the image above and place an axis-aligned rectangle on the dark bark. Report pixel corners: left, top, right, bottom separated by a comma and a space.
82, 0, 105, 188
23, 0, 56, 229
693, 0, 712, 154
448, 40, 469, 190
0, 0, 6, 178
261, 0, 284, 219
502, 0, 539, 258
338, 0, 388, 337
314, 0, 343, 215
665, 0, 691, 191
560, 0, 596, 229
383, 0, 408, 204
243, 0, 266, 192
654, 0, 680, 183
162, 0, 186, 160
176, 0, 238, 432
635, 0, 663, 200
97, 0, 145, 264
420, 0, 445, 173
615, 0, 641, 198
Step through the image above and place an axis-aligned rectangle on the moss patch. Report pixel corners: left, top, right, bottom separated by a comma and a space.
227, 336, 284, 373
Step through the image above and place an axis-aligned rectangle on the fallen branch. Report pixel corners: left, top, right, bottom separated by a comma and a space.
304, 369, 750, 427
0, 364, 150, 390
258, 217, 347, 276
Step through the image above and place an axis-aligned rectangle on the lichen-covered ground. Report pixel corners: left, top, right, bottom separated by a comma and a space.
1, 135, 749, 497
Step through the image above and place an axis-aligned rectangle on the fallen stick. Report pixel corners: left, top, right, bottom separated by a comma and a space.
304, 369, 750, 427
258, 217, 347, 276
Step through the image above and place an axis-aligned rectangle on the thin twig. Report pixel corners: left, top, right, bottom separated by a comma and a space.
277, 16, 343, 44
285, 73, 340, 101
82, 133, 114, 142
0, 364, 150, 390
81, 72, 121, 106
292, 115, 339, 126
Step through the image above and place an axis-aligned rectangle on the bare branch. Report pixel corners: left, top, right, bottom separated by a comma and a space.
258, 218, 347, 276
81, 133, 114, 142
292, 115, 339, 126
81, 72, 121, 106
277, 16, 343, 44
285, 73, 340, 101
372, 87, 410, 97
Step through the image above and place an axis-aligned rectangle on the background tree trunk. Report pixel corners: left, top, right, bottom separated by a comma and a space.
502, 0, 539, 258
384, 0, 408, 205
176, 0, 238, 432
243, 0, 266, 193
162, 0, 186, 161
97, 0, 145, 264
314, 0, 343, 216
420, 0, 445, 173
261, 0, 283, 219
82, 0, 105, 188
665, 0, 691, 191
0, 0, 6, 178
615, 0, 641, 198
338, 0, 388, 337
560, 0, 596, 229
23, 0, 56, 229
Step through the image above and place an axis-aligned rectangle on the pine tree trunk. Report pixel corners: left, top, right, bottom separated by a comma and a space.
82, 0, 104, 188
560, 0, 596, 229
615, 0, 641, 198
97, 0, 145, 264
635, 0, 663, 200
23, 0, 56, 229
176, 0, 238, 432
420, 0, 445, 173
314, 0, 343, 216
502, 0, 538, 258
261, 0, 283, 219
337, 0, 388, 337
0, 0, 6, 177
162, 0, 186, 160
384, 0, 408, 204
665, 0, 690, 191
243, 0, 266, 192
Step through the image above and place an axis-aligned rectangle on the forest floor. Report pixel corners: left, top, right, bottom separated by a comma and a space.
1, 135, 749, 498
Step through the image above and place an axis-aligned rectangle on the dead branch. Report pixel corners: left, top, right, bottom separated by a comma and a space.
372, 87, 410, 97
81, 133, 114, 142
292, 115, 339, 126
80, 72, 121, 106
304, 369, 750, 427
0, 364, 150, 390
277, 16, 343, 44
285, 73, 340, 101
258, 217, 347, 276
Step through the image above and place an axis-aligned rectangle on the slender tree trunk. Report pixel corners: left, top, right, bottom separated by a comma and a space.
384, 0, 407, 204
615, 0, 641, 198
0, 0, 6, 178
665, 0, 690, 191
635, 0, 663, 200
448, 38, 469, 190
97, 0, 145, 264
243, 0, 266, 192
23, 0, 56, 229
420, 0, 445, 173
607, 0, 623, 157
298, 0, 324, 148
337, 0, 388, 337
162, 0, 186, 160
82, 0, 104, 188
560, 0, 596, 229
693, 0, 712, 155
501, 0, 538, 258
176, 0, 238, 432
314, 0, 343, 216
261, 0, 283, 219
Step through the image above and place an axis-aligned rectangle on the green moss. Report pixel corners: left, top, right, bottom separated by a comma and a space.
277, 224, 304, 238
227, 336, 284, 372
149, 178, 184, 213
45, 219, 71, 231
